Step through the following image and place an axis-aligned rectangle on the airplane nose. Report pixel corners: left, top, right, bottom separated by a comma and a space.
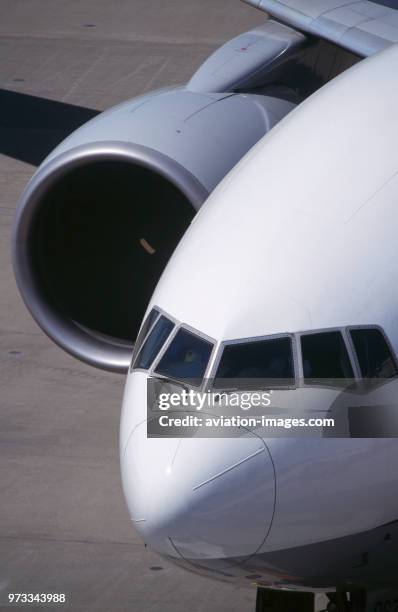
121, 422, 275, 565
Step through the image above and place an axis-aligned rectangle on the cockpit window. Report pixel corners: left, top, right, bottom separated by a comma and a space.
350, 328, 397, 379
133, 315, 174, 370
131, 308, 160, 367
214, 336, 294, 389
301, 331, 353, 385
155, 328, 213, 384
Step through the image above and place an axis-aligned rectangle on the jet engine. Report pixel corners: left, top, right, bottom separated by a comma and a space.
12, 21, 304, 372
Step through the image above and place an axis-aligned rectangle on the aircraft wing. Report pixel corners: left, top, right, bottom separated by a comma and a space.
242, 0, 398, 57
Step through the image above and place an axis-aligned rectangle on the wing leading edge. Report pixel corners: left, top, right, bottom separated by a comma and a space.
242, 0, 398, 57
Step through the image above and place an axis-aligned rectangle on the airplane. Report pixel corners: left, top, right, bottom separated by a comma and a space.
11, 0, 398, 610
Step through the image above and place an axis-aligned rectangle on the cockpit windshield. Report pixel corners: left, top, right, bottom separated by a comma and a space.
131, 308, 160, 366
155, 328, 213, 385
131, 309, 398, 392
214, 336, 294, 389
301, 331, 353, 385
133, 314, 174, 370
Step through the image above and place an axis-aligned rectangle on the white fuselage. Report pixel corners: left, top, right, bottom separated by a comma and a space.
120, 45, 398, 590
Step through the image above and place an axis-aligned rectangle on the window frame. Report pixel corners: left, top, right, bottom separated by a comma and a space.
296, 326, 358, 388
130, 307, 160, 371
132, 315, 398, 389
131, 306, 178, 374
150, 320, 217, 388
346, 324, 398, 381
209, 332, 298, 391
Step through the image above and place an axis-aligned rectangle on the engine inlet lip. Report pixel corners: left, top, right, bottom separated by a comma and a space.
11, 141, 208, 373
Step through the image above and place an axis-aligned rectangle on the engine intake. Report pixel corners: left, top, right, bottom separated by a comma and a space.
13, 86, 296, 372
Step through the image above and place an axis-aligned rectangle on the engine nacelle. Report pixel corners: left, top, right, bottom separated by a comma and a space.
12, 22, 302, 372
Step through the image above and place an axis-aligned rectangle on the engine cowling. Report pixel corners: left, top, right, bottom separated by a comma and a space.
12, 84, 296, 373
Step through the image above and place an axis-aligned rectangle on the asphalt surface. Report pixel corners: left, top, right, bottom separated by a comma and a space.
0, 2, 328, 611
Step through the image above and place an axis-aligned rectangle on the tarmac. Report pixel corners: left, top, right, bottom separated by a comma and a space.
0, 2, 327, 610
